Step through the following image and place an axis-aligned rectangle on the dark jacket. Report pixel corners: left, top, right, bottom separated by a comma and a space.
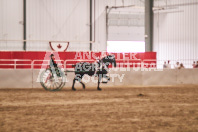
50, 59, 58, 68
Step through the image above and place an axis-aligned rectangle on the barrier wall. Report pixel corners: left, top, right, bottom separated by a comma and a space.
0, 51, 156, 60
1, 69, 198, 89
0, 69, 32, 88
0, 51, 157, 68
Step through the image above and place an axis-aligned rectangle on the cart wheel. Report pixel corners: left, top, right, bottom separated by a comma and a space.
40, 69, 66, 91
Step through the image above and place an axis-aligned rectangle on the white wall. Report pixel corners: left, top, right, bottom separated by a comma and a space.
93, 0, 145, 51
1, 0, 198, 59
26, 0, 90, 51
107, 7, 144, 41
0, 0, 23, 51
1, 0, 198, 62
153, 0, 198, 62
0, 0, 145, 51
1, 69, 198, 89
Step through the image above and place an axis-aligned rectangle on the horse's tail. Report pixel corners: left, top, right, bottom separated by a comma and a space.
72, 64, 76, 68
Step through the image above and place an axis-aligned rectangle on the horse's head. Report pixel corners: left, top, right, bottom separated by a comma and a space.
101, 54, 116, 68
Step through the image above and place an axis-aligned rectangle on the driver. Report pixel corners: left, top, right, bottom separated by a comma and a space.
50, 54, 61, 77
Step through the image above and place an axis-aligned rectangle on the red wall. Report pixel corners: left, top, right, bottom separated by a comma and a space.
0, 51, 156, 69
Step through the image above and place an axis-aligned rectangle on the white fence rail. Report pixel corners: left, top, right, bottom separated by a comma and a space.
0, 59, 32, 69
0, 59, 197, 69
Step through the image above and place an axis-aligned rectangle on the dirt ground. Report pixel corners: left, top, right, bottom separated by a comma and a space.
0, 86, 198, 132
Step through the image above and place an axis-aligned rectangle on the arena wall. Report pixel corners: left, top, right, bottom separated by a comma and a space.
153, 0, 198, 61
1, 69, 198, 89
0, 0, 145, 51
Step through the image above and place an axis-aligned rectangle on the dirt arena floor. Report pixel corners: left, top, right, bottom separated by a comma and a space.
0, 86, 198, 132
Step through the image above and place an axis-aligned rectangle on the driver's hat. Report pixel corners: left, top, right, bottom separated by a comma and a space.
50, 54, 54, 57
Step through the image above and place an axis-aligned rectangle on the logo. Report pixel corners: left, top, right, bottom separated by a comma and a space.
57, 44, 62, 49
49, 42, 69, 52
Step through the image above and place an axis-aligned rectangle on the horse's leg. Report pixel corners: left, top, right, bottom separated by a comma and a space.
72, 75, 81, 91
97, 74, 102, 91
72, 74, 85, 91
72, 77, 77, 91
104, 74, 110, 81
80, 80, 85, 89
107, 75, 110, 81
78, 74, 85, 89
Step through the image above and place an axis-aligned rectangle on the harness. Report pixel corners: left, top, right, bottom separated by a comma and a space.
94, 59, 108, 75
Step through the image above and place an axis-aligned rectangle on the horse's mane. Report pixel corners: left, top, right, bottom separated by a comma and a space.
101, 54, 115, 62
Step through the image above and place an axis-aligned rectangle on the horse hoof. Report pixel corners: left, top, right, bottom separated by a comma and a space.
97, 88, 102, 91
72, 88, 76, 91
82, 85, 85, 89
